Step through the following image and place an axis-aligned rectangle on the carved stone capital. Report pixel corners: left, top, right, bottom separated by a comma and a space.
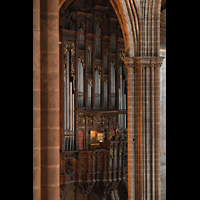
122, 57, 135, 68
122, 57, 165, 69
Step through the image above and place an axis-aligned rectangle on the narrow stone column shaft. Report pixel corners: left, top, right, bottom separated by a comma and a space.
40, 0, 60, 199
33, 0, 41, 199
154, 63, 161, 200
126, 62, 135, 200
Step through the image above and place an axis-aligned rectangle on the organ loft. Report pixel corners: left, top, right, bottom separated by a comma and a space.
33, 0, 166, 200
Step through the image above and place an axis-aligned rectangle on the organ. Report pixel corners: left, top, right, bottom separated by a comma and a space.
59, 0, 128, 199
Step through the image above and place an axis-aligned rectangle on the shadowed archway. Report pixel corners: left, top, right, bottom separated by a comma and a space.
59, 0, 140, 57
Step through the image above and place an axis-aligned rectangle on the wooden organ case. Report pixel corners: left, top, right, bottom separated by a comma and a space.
59, 0, 128, 199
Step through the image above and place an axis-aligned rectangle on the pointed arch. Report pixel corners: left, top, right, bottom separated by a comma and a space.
59, 0, 141, 57
59, 0, 73, 10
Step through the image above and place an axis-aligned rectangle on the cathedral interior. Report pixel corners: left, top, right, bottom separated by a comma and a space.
33, 0, 166, 200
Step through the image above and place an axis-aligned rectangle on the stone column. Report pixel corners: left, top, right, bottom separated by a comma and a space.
40, 0, 60, 199
154, 60, 162, 200
33, 0, 41, 199
123, 57, 163, 200
124, 57, 135, 200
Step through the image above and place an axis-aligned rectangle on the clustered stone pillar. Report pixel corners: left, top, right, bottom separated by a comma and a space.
123, 57, 163, 200
33, 0, 60, 199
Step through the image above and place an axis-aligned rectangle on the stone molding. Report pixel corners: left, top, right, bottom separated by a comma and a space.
123, 57, 164, 68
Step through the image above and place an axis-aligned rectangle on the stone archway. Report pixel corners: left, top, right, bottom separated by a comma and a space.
33, 0, 164, 199
59, 0, 139, 57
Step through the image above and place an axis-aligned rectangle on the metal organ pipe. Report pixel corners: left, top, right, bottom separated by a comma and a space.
63, 64, 66, 149
78, 59, 84, 109
63, 50, 75, 151
69, 81, 72, 151
66, 52, 69, 130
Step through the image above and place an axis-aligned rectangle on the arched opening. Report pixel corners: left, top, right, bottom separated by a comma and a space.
58, 0, 137, 199
59, 0, 128, 154
59, 0, 136, 57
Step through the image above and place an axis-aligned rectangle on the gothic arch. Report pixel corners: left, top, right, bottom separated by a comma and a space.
59, 0, 140, 57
